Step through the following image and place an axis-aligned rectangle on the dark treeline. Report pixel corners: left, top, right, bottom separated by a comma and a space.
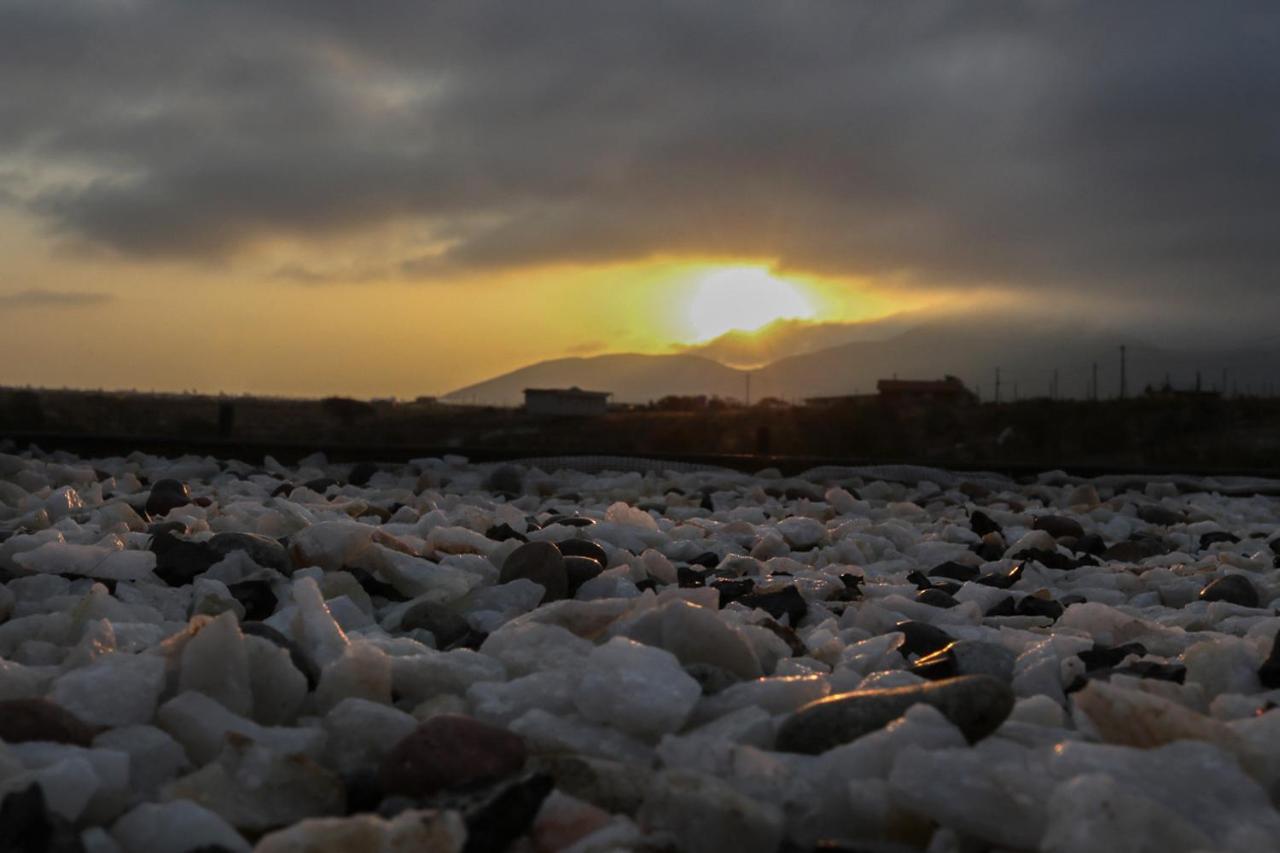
2, 386, 1278, 472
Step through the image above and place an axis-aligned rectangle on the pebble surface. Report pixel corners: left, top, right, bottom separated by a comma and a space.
3, 450, 1280, 851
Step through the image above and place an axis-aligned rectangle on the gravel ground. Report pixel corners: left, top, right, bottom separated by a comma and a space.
2, 450, 1280, 852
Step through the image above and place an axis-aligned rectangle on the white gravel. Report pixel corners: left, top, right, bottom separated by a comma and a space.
2, 449, 1280, 852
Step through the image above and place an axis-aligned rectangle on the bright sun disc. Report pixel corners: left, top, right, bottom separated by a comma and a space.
685, 267, 816, 341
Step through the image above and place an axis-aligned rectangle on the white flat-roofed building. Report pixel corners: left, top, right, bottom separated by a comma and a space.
523, 386, 612, 416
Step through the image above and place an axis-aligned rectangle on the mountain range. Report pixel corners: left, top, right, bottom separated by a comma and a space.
443, 312, 1280, 405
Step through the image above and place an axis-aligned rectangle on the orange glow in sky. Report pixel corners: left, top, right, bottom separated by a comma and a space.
682, 266, 817, 341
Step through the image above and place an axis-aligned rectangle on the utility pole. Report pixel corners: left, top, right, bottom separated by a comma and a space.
1119, 345, 1127, 400
995, 368, 1002, 404
1091, 362, 1098, 402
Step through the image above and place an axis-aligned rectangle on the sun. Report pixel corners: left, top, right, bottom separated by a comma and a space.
684, 266, 816, 341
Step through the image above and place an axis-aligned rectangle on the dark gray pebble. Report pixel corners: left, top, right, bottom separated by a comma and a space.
499, 541, 568, 603
775, 675, 1015, 754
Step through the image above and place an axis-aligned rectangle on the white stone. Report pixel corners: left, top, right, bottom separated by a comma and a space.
314, 640, 391, 711
639, 769, 784, 853
162, 735, 344, 832
322, 698, 418, 777
94, 725, 190, 796
51, 652, 167, 727
156, 691, 325, 766
391, 648, 505, 704
253, 808, 466, 853
574, 637, 701, 738
14, 542, 156, 580
178, 611, 252, 716
112, 800, 250, 853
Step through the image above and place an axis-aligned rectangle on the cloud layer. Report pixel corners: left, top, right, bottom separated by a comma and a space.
0, 288, 114, 308
2, 1, 1278, 311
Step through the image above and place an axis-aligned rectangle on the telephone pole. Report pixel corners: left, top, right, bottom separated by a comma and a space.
1091, 362, 1098, 401
994, 367, 1002, 404
1119, 345, 1127, 400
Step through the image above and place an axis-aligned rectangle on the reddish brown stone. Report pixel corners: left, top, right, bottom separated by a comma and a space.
378, 715, 526, 798
0, 698, 96, 746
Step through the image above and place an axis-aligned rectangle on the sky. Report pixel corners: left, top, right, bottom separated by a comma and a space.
1, 1, 1278, 398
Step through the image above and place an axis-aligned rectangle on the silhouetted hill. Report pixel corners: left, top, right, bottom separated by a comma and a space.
445, 315, 1280, 404
441, 353, 746, 406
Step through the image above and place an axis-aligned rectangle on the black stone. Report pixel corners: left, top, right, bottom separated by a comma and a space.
208, 531, 290, 571
929, 561, 980, 582
930, 579, 962, 596
1073, 533, 1107, 556
1259, 631, 1280, 689
906, 570, 934, 591
688, 551, 721, 569
760, 618, 807, 657
444, 629, 489, 651
401, 601, 470, 648
699, 489, 716, 512
1016, 596, 1064, 620
241, 622, 321, 689
910, 641, 1017, 683
1102, 538, 1167, 562
226, 578, 278, 622
894, 621, 954, 658
153, 539, 221, 587
484, 465, 524, 497
0, 785, 84, 853
1199, 531, 1240, 549
915, 588, 959, 609
347, 462, 379, 487
1199, 574, 1260, 608
145, 478, 191, 518
270, 482, 295, 497
461, 773, 554, 853
543, 515, 595, 528
1078, 642, 1147, 672
1137, 504, 1185, 526
975, 562, 1025, 589
146, 521, 189, 550
0, 699, 96, 746
343, 770, 384, 815
1013, 548, 1087, 571
776, 675, 1015, 753
499, 541, 568, 602
969, 510, 1001, 537
984, 596, 1017, 617
710, 577, 755, 606
677, 565, 709, 587
564, 555, 604, 594
1111, 661, 1187, 683
973, 537, 1007, 562
484, 523, 528, 544
685, 662, 741, 694
303, 477, 339, 493
737, 585, 807, 625
346, 567, 407, 601
554, 539, 607, 565
634, 578, 660, 593
1033, 515, 1085, 539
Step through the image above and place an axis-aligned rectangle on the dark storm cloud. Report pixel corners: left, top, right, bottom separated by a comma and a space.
2, 0, 1279, 304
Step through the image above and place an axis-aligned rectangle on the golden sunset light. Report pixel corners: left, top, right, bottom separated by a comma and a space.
682, 267, 818, 342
